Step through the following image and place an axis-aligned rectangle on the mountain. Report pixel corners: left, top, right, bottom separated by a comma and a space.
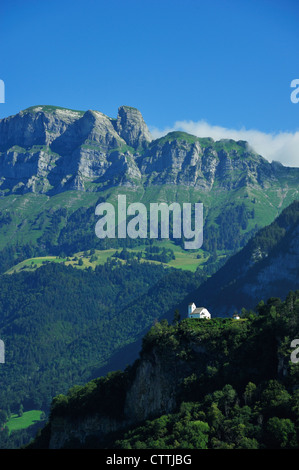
29, 290, 299, 449
182, 200, 299, 316
0, 105, 298, 449
0, 105, 150, 194
2, 199, 297, 448
0, 104, 298, 195
0, 104, 298, 271
2, 200, 297, 429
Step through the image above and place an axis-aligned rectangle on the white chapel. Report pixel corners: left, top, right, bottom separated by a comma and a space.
188, 302, 211, 319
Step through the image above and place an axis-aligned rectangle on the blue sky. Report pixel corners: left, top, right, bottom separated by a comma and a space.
0, 0, 298, 164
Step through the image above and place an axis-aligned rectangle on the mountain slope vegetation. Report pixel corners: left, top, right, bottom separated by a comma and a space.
183, 200, 299, 316
0, 260, 201, 417
0, 104, 298, 450
30, 290, 299, 449
0, 105, 298, 274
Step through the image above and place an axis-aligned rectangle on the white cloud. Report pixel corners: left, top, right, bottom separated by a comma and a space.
149, 120, 299, 168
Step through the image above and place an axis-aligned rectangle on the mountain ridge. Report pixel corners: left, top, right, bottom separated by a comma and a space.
0, 104, 298, 196
0, 104, 298, 276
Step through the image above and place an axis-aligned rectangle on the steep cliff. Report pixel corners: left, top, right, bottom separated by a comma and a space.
37, 326, 212, 448
0, 105, 147, 193
46, 342, 199, 448
0, 105, 298, 195
0, 104, 298, 262
115, 105, 152, 149
31, 294, 299, 449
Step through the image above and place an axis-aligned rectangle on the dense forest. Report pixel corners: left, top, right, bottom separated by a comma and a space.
0, 258, 203, 447
0, 201, 298, 449
30, 290, 299, 449
185, 199, 299, 315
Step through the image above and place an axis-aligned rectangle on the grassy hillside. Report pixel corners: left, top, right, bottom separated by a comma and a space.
5, 243, 211, 275
0, 183, 297, 276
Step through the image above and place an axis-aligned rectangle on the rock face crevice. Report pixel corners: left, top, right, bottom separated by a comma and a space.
0, 105, 297, 195
123, 350, 178, 423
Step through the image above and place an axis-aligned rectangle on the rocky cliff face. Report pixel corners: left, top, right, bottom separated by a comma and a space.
35, 276, 299, 450
138, 135, 279, 189
0, 105, 297, 195
0, 105, 148, 194
46, 341, 206, 449
115, 105, 152, 149
124, 348, 180, 423
48, 414, 126, 449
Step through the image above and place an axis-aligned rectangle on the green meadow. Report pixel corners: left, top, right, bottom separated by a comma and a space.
6, 410, 44, 434
5, 240, 213, 274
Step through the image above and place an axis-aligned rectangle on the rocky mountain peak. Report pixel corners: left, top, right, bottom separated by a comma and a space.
0, 104, 298, 196
115, 105, 152, 149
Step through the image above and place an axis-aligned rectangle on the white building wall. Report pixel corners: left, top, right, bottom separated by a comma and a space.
188, 307, 211, 319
